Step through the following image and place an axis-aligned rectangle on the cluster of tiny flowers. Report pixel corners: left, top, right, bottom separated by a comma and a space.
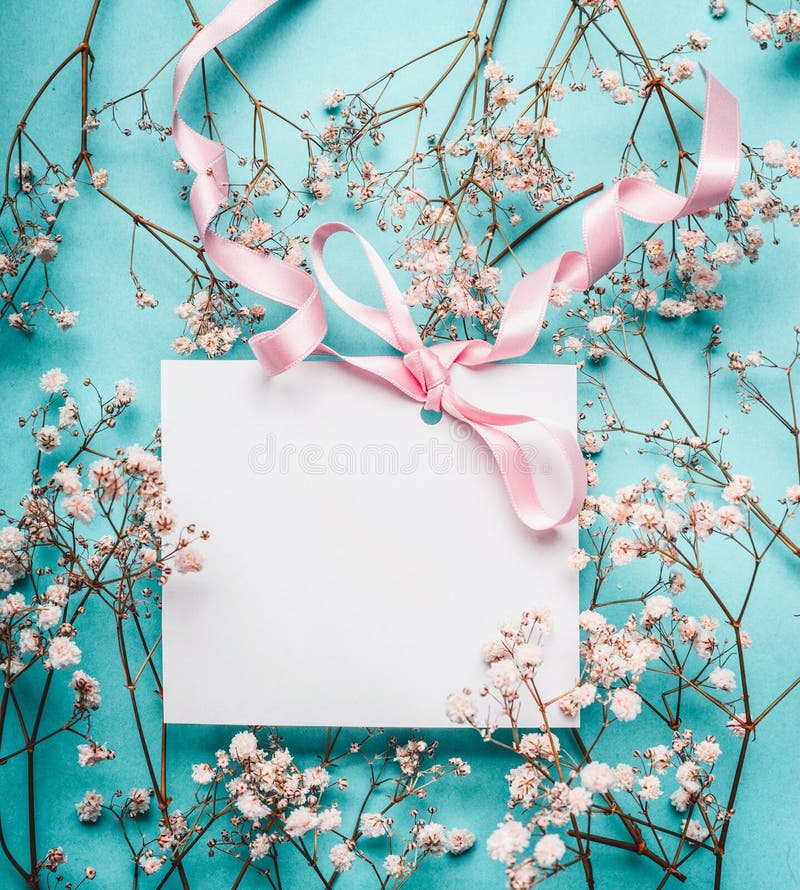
449, 602, 745, 887
0, 161, 86, 332
747, 9, 800, 48
308, 57, 577, 341
447, 607, 555, 736
131, 730, 477, 880
1, 371, 204, 769
576, 465, 756, 569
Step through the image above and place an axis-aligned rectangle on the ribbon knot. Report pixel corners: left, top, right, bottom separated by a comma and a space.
403, 348, 450, 413
172, 2, 741, 533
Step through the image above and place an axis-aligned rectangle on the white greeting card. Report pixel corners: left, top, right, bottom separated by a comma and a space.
161, 359, 579, 728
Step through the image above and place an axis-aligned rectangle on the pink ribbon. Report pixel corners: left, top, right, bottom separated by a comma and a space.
171, 0, 741, 532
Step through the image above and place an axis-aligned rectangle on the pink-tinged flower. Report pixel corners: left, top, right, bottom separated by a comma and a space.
139, 855, 163, 876
599, 69, 620, 91
54, 308, 79, 329
283, 806, 319, 838
484, 58, 505, 81
488, 657, 518, 692
26, 235, 58, 263
76, 791, 103, 823
35, 425, 61, 453
175, 547, 204, 574
715, 505, 744, 533
417, 822, 446, 855
317, 806, 341, 832
446, 692, 476, 724
47, 637, 81, 670
687, 30, 711, 50
229, 730, 258, 761
236, 790, 269, 821
638, 775, 662, 801
127, 788, 151, 816
486, 819, 529, 863
70, 670, 101, 710
727, 713, 748, 737
580, 761, 616, 793
641, 595, 672, 629
708, 666, 736, 691
610, 687, 642, 722
534, 833, 566, 868
588, 314, 614, 335
549, 282, 572, 308
329, 843, 355, 873
91, 168, 108, 188
46, 583, 69, 606
610, 537, 639, 566
749, 19, 773, 41
191, 763, 215, 784
668, 57, 696, 83
613, 86, 635, 105
445, 827, 475, 855
695, 738, 722, 765
762, 139, 787, 167
63, 493, 95, 525
676, 761, 702, 794
39, 368, 67, 393
77, 743, 114, 767
49, 178, 79, 203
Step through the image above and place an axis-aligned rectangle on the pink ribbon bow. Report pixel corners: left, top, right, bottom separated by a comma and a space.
171, 0, 741, 532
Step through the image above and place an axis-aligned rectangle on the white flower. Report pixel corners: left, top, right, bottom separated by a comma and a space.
569, 548, 591, 570
236, 790, 269, 820
676, 761, 702, 794
763, 140, 787, 168
76, 790, 103, 823
486, 820, 529, 863
611, 686, 642, 723
229, 731, 259, 762
580, 761, 616, 793
446, 692, 476, 724
249, 834, 271, 861
113, 379, 137, 406
641, 595, 672, 628
445, 827, 475, 855
283, 806, 319, 838
36, 604, 62, 631
484, 58, 506, 81
26, 235, 58, 263
39, 368, 67, 393
359, 812, 389, 838
695, 739, 722, 765
47, 637, 81, 670
533, 833, 566, 868
638, 775, 662, 801
35, 425, 61, 453
488, 657, 519, 692
317, 807, 341, 832
329, 843, 355, 872
383, 854, 408, 878
683, 818, 710, 844
417, 822, 446, 855
127, 788, 151, 816
191, 763, 215, 784
587, 314, 614, 335
49, 178, 79, 203
708, 666, 736, 691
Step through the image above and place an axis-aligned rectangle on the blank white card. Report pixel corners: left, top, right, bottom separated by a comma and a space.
161, 359, 578, 728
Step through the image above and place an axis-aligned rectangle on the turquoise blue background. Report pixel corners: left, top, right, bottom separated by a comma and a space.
1, 0, 798, 887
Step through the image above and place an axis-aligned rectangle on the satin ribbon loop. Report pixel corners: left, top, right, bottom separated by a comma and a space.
402, 347, 450, 412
